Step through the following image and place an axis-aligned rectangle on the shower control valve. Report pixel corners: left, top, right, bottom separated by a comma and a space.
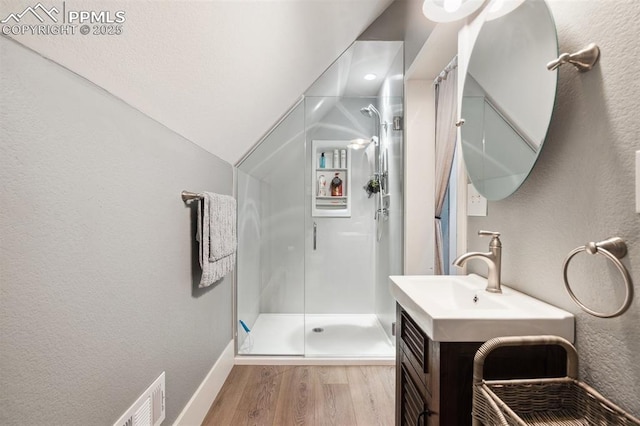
375, 207, 389, 220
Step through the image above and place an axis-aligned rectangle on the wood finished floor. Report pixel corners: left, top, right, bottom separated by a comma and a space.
202, 365, 395, 426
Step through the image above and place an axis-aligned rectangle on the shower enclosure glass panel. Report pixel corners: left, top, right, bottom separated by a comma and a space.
236, 40, 403, 358
236, 101, 306, 355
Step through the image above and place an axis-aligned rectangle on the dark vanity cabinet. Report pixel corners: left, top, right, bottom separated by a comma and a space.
395, 304, 566, 426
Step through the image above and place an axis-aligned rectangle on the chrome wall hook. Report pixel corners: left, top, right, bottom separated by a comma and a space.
547, 43, 600, 72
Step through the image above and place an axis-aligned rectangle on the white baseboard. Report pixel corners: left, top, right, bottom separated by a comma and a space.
173, 340, 234, 426
234, 356, 395, 366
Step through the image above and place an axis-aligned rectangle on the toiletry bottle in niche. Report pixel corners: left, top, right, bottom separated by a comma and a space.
333, 149, 339, 169
340, 149, 346, 168
319, 152, 326, 168
330, 173, 343, 196
318, 175, 327, 196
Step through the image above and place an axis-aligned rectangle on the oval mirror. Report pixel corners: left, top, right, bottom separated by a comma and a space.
460, 0, 558, 200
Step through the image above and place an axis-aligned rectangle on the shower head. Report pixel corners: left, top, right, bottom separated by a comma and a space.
360, 104, 381, 121
360, 107, 373, 117
360, 104, 385, 140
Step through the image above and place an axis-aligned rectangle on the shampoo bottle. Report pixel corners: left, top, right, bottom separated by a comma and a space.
318, 175, 327, 196
330, 173, 343, 196
319, 153, 326, 168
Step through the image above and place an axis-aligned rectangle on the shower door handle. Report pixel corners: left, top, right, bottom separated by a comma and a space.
313, 222, 317, 250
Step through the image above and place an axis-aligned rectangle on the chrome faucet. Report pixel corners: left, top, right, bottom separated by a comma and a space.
453, 231, 502, 293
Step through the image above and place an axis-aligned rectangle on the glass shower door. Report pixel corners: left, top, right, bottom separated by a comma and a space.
303, 96, 396, 358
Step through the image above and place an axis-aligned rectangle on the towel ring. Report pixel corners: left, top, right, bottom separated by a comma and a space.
562, 237, 633, 318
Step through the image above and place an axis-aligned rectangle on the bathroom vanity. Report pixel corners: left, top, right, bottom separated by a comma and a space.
396, 304, 568, 425
390, 275, 575, 425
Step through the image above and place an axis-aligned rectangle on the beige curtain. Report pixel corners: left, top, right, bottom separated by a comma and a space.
434, 57, 458, 275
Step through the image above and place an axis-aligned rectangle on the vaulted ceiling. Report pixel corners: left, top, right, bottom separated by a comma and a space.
2, 0, 394, 164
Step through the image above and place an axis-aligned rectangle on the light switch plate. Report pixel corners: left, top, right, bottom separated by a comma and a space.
467, 183, 487, 216
636, 151, 640, 213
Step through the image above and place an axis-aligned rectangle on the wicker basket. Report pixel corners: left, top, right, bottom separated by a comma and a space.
472, 336, 640, 426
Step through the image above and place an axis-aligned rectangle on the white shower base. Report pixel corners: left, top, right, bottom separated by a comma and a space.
238, 313, 395, 358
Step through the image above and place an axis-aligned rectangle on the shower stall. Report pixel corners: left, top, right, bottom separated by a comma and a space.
236, 41, 403, 359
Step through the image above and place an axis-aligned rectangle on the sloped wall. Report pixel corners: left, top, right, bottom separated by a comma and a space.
0, 0, 392, 164
0, 38, 233, 425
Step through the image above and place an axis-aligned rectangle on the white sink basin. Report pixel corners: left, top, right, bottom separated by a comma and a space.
389, 274, 574, 342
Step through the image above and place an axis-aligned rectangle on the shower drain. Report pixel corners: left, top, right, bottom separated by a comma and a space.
312, 327, 324, 333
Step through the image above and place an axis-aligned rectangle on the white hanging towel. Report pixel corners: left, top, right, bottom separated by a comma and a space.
196, 192, 237, 288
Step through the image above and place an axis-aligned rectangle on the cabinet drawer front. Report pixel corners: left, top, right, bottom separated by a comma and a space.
401, 310, 428, 374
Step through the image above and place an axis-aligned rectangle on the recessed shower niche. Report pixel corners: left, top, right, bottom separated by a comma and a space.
312, 140, 352, 217
236, 40, 404, 358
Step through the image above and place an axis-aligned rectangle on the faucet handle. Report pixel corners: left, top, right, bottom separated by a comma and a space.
479, 230, 502, 248
478, 230, 500, 238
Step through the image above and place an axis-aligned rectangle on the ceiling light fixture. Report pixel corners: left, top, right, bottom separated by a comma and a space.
347, 138, 370, 150
444, 0, 462, 12
485, 0, 525, 21
364, 73, 377, 81
422, 0, 486, 22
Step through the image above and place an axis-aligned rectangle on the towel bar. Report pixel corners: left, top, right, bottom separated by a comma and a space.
181, 190, 202, 202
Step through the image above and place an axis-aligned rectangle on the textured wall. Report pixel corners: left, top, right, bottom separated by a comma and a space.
464, 0, 640, 415
0, 38, 233, 425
